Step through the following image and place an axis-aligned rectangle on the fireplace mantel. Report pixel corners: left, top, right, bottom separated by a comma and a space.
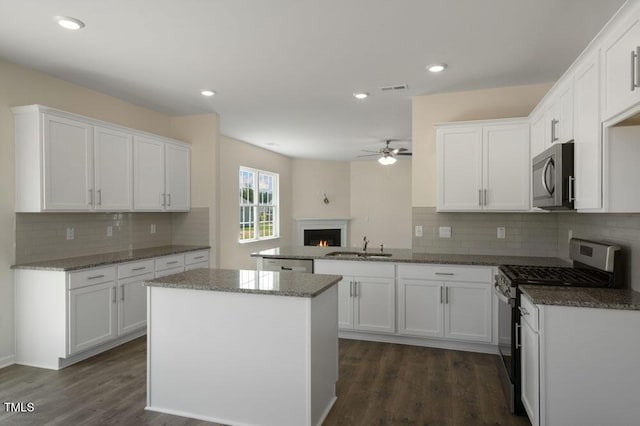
295, 218, 350, 247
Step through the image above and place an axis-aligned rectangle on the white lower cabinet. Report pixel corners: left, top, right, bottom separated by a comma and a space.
314, 260, 395, 334
69, 280, 118, 355
397, 264, 493, 343
520, 293, 540, 426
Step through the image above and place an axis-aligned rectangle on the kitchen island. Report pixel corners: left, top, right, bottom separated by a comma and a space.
144, 268, 342, 426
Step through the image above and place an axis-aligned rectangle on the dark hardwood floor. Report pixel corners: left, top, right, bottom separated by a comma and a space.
0, 338, 529, 425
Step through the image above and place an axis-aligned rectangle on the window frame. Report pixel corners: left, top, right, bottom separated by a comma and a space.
238, 166, 280, 243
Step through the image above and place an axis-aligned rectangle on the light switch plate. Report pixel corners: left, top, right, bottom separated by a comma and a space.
66, 227, 74, 241
497, 227, 506, 239
150, 224, 156, 234
107, 225, 113, 237
439, 226, 452, 238
415, 225, 423, 237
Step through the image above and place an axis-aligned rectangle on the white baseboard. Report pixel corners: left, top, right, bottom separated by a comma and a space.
338, 330, 498, 355
0, 354, 16, 369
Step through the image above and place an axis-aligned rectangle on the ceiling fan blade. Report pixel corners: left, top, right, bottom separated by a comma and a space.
360, 149, 381, 153
396, 152, 412, 156
357, 153, 380, 158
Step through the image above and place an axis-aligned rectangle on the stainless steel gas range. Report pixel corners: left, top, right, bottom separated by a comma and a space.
494, 238, 621, 414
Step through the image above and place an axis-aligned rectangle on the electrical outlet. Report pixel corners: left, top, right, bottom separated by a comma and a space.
497, 227, 506, 239
66, 227, 74, 240
107, 225, 113, 237
415, 225, 423, 237
150, 224, 156, 234
439, 226, 452, 239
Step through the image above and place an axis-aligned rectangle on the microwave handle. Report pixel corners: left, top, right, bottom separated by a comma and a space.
542, 158, 555, 196
569, 176, 575, 202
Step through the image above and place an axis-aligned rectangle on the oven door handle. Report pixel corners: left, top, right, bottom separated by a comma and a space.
494, 283, 514, 307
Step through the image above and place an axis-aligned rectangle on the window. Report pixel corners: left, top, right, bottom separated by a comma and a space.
239, 167, 279, 242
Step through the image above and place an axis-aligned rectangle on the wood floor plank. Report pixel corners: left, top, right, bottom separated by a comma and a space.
0, 337, 529, 425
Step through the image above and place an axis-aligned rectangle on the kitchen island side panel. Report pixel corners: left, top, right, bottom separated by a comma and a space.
146, 285, 337, 426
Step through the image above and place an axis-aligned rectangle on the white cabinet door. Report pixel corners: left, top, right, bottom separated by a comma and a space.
353, 277, 395, 333
530, 111, 546, 158
42, 113, 93, 211
118, 273, 152, 335
337, 277, 354, 330
134, 136, 165, 211
483, 124, 530, 211
521, 315, 540, 426
397, 279, 443, 338
68, 282, 117, 355
603, 14, 640, 120
437, 127, 483, 210
94, 126, 133, 211
574, 53, 602, 210
443, 281, 492, 343
165, 143, 190, 211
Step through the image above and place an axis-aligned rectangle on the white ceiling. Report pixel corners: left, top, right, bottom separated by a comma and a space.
0, 0, 626, 160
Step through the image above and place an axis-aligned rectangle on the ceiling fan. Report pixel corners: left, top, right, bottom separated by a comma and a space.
358, 140, 412, 165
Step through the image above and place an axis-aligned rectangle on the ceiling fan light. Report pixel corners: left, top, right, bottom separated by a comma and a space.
378, 155, 397, 166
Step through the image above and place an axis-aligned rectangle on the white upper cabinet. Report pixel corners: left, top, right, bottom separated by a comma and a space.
165, 143, 191, 211
94, 126, 133, 211
133, 136, 166, 211
437, 119, 529, 212
603, 10, 640, 121
133, 138, 191, 212
42, 113, 94, 211
13, 105, 190, 213
573, 52, 602, 210
530, 110, 546, 158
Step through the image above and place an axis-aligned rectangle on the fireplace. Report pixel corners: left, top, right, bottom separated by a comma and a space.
295, 218, 349, 247
304, 229, 341, 247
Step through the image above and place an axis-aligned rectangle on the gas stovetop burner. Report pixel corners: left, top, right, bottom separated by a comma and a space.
499, 264, 612, 287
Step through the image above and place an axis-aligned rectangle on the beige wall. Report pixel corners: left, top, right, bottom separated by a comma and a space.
350, 159, 412, 249
412, 83, 552, 207
291, 159, 350, 220
218, 135, 293, 269
0, 58, 216, 365
169, 114, 219, 265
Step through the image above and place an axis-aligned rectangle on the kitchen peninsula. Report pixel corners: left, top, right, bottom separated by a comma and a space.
144, 268, 342, 426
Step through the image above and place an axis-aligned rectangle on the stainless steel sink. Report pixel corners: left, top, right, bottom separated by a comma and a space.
325, 251, 392, 258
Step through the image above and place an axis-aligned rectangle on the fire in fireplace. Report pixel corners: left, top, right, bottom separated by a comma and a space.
304, 229, 341, 247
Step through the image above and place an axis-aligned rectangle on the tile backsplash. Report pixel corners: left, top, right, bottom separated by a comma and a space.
412, 207, 558, 257
15, 208, 210, 264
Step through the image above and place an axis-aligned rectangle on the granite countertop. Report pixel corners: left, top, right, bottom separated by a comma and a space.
252, 246, 570, 268
520, 285, 640, 311
144, 268, 342, 298
11, 245, 211, 271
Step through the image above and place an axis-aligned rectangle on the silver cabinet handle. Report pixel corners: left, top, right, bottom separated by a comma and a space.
551, 118, 559, 142
88, 189, 93, 206
194, 256, 205, 260
632, 49, 637, 91
87, 274, 105, 280
636, 47, 640, 90
167, 193, 172, 207
435, 272, 454, 276
349, 281, 353, 297
519, 306, 530, 316
131, 267, 146, 271
568, 176, 575, 203
166, 261, 179, 265
445, 287, 449, 304
515, 323, 521, 349
121, 284, 125, 301
112, 287, 116, 304
440, 286, 444, 304
483, 188, 487, 206
478, 189, 482, 206
97, 189, 102, 206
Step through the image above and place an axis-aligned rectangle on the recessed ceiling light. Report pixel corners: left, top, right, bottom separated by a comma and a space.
353, 92, 369, 100
201, 90, 216, 97
54, 16, 85, 30
427, 63, 447, 73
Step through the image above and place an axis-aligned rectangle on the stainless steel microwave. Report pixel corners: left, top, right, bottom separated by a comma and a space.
532, 141, 574, 210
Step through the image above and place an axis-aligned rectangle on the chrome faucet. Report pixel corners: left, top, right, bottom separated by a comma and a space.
362, 236, 369, 252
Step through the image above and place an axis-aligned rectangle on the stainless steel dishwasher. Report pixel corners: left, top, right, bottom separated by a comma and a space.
259, 257, 314, 273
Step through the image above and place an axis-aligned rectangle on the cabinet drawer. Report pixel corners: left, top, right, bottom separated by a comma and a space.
314, 260, 395, 278
185, 250, 209, 265
155, 255, 185, 271
185, 261, 209, 271
155, 266, 184, 278
520, 292, 539, 331
118, 259, 155, 279
397, 264, 492, 282
68, 266, 116, 290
